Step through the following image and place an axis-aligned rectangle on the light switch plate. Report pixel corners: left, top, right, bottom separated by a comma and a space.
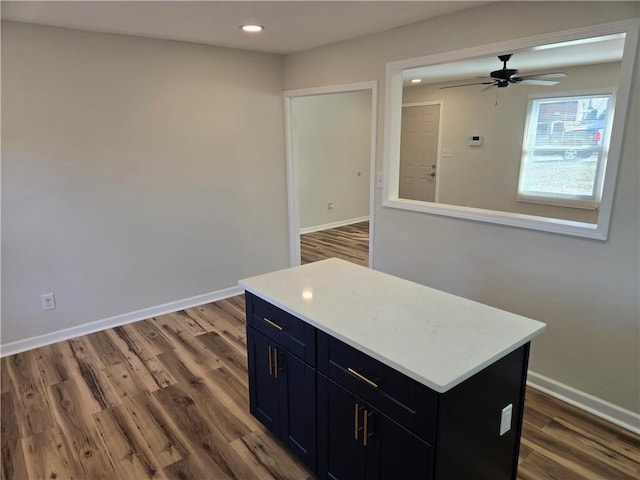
376, 172, 383, 189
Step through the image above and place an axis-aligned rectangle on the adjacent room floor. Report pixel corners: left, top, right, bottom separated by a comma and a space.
300, 221, 369, 266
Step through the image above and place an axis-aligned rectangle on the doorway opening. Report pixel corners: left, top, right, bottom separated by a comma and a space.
284, 82, 377, 267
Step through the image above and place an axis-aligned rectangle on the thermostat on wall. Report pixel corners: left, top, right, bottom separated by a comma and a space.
468, 135, 483, 146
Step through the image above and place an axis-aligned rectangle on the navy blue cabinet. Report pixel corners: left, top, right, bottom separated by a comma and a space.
246, 329, 280, 431
245, 292, 530, 480
318, 331, 529, 480
317, 374, 432, 480
245, 294, 316, 471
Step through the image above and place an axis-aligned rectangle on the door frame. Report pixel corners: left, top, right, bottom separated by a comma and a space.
401, 100, 443, 203
284, 81, 378, 267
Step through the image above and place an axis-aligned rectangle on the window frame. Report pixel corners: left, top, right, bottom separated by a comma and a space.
517, 89, 616, 210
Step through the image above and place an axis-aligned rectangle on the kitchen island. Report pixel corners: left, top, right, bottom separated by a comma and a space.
240, 258, 545, 480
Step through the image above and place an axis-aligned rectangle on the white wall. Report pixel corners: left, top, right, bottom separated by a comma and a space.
284, 1, 640, 414
402, 62, 620, 224
294, 91, 371, 230
1, 22, 289, 345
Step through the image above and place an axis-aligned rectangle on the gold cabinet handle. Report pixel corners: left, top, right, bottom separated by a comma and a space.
263, 317, 284, 331
273, 348, 279, 378
347, 368, 378, 388
268, 345, 273, 376
363, 409, 369, 447
354, 403, 359, 440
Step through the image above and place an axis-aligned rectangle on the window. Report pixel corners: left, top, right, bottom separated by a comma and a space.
517, 92, 615, 209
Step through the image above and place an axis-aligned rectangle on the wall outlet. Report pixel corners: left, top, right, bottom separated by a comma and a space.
499, 403, 513, 436
328, 201, 335, 210
41, 293, 56, 311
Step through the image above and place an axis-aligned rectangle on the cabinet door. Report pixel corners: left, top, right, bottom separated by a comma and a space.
281, 351, 317, 471
248, 327, 317, 472
319, 375, 432, 480
369, 413, 433, 480
318, 375, 367, 480
247, 327, 281, 433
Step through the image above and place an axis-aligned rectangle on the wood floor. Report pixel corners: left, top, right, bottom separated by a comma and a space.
2, 222, 638, 479
300, 221, 369, 266
1, 298, 314, 480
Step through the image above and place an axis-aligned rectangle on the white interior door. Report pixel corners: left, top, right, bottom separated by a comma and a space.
399, 103, 441, 202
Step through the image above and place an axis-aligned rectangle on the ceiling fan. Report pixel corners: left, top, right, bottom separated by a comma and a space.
440, 54, 567, 91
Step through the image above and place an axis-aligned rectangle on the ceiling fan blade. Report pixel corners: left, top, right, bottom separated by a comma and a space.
517, 72, 567, 80
440, 81, 495, 89
516, 79, 559, 86
481, 83, 496, 92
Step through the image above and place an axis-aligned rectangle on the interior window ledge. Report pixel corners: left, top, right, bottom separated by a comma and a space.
382, 197, 602, 239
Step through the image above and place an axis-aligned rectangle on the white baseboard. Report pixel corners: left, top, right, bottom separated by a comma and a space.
527, 370, 640, 435
0, 285, 244, 357
300, 215, 369, 235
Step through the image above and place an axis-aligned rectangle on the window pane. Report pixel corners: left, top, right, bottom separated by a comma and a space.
519, 94, 611, 204
522, 155, 598, 196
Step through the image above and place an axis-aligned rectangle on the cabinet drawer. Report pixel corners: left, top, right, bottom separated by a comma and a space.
245, 292, 316, 366
318, 331, 438, 444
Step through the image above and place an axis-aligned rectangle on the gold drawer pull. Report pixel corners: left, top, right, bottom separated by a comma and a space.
268, 345, 280, 378
354, 403, 359, 440
274, 348, 279, 379
363, 409, 369, 447
347, 368, 378, 388
263, 317, 284, 331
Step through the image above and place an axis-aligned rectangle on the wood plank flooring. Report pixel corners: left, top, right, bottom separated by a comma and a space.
2, 222, 639, 479
2, 298, 313, 480
300, 221, 369, 266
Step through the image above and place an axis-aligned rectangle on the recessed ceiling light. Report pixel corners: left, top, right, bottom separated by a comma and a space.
240, 25, 264, 33
410, 78, 422, 84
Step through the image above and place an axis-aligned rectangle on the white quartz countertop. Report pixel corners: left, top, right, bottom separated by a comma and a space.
239, 258, 545, 393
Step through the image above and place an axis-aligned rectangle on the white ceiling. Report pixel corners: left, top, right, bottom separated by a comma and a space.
403, 33, 626, 86
0, 0, 487, 54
